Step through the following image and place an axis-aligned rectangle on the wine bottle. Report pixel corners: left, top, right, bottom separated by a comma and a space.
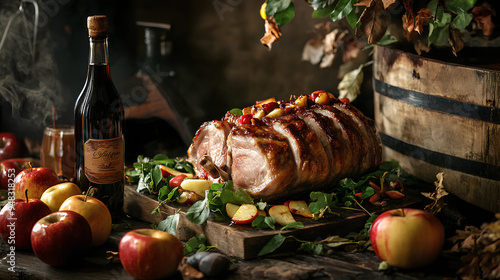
74, 15, 124, 218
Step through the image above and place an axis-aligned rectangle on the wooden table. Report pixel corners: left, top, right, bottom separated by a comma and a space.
0, 213, 461, 280
1, 181, 470, 280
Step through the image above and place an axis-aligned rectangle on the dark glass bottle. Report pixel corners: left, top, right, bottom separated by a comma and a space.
74, 15, 124, 219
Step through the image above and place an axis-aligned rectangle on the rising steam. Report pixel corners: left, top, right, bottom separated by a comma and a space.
0, 0, 62, 128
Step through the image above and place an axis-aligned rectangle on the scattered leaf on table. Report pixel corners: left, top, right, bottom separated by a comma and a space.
421, 172, 449, 215
106, 251, 120, 264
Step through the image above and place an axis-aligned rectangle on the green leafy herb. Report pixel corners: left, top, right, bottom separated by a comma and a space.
183, 235, 215, 256
229, 108, 243, 116
186, 198, 210, 225
126, 154, 194, 195
258, 234, 287, 256
157, 212, 180, 236
252, 215, 276, 230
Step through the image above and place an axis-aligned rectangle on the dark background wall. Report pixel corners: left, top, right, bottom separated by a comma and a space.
0, 0, 375, 158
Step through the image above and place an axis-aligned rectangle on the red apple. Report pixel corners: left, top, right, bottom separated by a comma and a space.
14, 167, 60, 200
370, 208, 445, 269
119, 228, 184, 280
169, 174, 188, 188
0, 190, 51, 250
40, 182, 82, 212
59, 194, 112, 247
0, 159, 31, 190
31, 211, 92, 266
231, 203, 259, 225
0, 132, 28, 161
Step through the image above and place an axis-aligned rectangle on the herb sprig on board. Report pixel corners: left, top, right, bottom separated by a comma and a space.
126, 154, 194, 194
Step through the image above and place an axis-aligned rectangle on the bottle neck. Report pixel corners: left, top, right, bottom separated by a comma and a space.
89, 37, 109, 66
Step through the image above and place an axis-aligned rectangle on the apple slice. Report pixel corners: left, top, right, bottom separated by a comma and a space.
225, 203, 240, 219
180, 179, 212, 197
159, 165, 194, 179
231, 204, 258, 225
169, 174, 188, 188
269, 205, 296, 226
177, 191, 203, 205
287, 200, 314, 218
258, 209, 267, 216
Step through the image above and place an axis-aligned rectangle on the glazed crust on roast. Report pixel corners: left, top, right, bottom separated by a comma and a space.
187, 94, 382, 201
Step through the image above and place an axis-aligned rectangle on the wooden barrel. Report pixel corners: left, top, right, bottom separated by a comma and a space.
372, 45, 500, 213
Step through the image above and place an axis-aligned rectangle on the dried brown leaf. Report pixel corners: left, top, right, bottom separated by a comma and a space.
455, 215, 500, 279
421, 172, 449, 215
414, 8, 432, 35
413, 40, 431, 55
472, 6, 495, 36
106, 251, 120, 264
342, 40, 361, 63
449, 26, 464, 57
302, 36, 325, 65
354, 0, 373, 7
179, 258, 205, 279
402, 13, 418, 41
355, 0, 388, 44
260, 17, 282, 49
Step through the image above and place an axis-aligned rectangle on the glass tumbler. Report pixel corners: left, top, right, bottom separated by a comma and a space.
40, 125, 76, 180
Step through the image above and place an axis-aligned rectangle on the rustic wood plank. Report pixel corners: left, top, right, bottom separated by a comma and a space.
372, 45, 500, 213
124, 185, 420, 259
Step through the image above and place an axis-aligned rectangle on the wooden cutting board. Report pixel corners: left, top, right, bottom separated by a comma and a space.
124, 185, 420, 259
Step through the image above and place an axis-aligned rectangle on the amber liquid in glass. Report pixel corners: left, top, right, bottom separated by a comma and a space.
41, 125, 76, 180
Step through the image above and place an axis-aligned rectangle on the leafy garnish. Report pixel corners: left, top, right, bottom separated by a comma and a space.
157, 212, 180, 236
186, 198, 211, 225
252, 215, 276, 230
126, 154, 194, 195
229, 108, 243, 116
183, 235, 215, 256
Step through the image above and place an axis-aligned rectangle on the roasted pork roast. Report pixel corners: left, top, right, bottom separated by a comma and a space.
187, 91, 382, 201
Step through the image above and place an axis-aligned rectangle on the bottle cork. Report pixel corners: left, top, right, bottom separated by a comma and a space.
87, 15, 108, 37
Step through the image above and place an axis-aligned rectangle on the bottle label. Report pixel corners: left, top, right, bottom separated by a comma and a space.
84, 137, 124, 184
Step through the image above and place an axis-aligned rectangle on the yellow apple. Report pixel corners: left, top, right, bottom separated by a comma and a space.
59, 195, 112, 247
40, 183, 82, 212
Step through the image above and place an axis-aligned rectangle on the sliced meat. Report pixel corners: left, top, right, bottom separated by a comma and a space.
227, 121, 297, 200
188, 92, 382, 202
263, 113, 330, 187
311, 105, 365, 177
293, 107, 347, 183
187, 120, 233, 178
